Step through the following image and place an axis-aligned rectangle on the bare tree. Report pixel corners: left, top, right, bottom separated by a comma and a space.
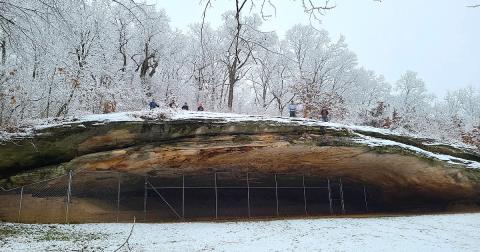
200, 0, 335, 111
224, 0, 251, 111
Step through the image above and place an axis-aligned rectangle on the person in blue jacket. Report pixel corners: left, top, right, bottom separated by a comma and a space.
149, 99, 159, 110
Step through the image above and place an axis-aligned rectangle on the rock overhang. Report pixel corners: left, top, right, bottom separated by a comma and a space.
1, 111, 480, 209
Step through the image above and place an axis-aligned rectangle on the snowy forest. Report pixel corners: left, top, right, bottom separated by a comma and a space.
0, 0, 479, 147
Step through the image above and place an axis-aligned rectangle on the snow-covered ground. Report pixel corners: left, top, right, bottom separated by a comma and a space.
1, 213, 480, 252
0, 109, 433, 136
0, 109, 464, 144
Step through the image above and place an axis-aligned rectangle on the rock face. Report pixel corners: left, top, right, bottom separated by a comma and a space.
1, 112, 480, 222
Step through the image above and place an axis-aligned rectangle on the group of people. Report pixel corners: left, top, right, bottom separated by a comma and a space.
288, 101, 330, 122
149, 98, 329, 122
149, 98, 205, 111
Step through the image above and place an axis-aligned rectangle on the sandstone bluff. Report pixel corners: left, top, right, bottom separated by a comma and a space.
1, 111, 479, 222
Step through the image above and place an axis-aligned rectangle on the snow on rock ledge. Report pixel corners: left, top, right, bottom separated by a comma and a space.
0, 110, 480, 212
4, 109, 478, 169
0, 109, 479, 186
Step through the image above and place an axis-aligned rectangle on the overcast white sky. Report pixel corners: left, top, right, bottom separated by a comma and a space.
152, 0, 480, 97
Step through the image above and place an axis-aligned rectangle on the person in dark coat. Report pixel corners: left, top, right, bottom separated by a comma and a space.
181, 102, 189, 110
320, 107, 329, 122
197, 103, 204, 111
169, 99, 176, 108
149, 99, 159, 110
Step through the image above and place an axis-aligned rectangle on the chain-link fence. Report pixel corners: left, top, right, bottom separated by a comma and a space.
0, 171, 141, 224
0, 186, 22, 223
1, 170, 377, 224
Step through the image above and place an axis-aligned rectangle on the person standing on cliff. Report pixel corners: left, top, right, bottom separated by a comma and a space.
320, 107, 329, 122
149, 99, 159, 110
169, 99, 177, 108
288, 101, 297, 118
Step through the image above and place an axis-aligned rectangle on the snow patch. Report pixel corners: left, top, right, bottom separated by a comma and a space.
1, 213, 480, 252
353, 134, 480, 169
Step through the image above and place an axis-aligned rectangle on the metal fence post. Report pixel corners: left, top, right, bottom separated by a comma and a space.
116, 173, 121, 223
327, 178, 333, 214
65, 170, 72, 224
274, 174, 279, 217
17, 186, 24, 223
303, 175, 307, 216
144, 176, 148, 222
339, 178, 345, 214
214, 172, 218, 219
246, 172, 251, 218
363, 185, 369, 212
182, 174, 185, 220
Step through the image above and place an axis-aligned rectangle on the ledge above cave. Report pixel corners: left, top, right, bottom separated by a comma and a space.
1, 110, 479, 173
1, 110, 479, 214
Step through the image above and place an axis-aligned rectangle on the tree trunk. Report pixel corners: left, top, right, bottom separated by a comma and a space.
0, 99, 4, 125
56, 81, 77, 117
1, 40, 5, 65
262, 84, 267, 108
227, 72, 235, 111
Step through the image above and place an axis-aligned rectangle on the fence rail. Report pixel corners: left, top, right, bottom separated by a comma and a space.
1, 170, 375, 224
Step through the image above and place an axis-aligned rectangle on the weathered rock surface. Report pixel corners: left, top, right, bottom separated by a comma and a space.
1, 111, 480, 209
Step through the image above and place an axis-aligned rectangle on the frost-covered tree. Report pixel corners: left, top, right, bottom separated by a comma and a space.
344, 68, 391, 124
392, 71, 432, 132
0, 0, 478, 150
217, 11, 271, 111
285, 24, 357, 119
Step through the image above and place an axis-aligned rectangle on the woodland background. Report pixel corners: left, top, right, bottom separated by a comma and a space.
0, 0, 478, 147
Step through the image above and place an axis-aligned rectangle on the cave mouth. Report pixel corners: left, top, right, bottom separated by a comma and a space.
0, 170, 469, 224
101, 171, 457, 222
142, 173, 371, 221
141, 173, 458, 221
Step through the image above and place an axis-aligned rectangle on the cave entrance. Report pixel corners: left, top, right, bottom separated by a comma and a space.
3, 169, 464, 224
144, 172, 371, 221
